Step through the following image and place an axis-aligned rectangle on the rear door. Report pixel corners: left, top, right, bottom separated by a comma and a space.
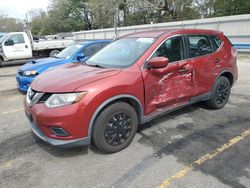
185, 34, 220, 96
142, 35, 193, 115
3, 33, 32, 60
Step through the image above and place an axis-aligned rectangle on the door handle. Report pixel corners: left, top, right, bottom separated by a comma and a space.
215, 58, 221, 63
178, 68, 190, 74
25, 45, 28, 48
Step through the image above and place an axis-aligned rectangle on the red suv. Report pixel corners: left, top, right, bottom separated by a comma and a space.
24, 29, 237, 153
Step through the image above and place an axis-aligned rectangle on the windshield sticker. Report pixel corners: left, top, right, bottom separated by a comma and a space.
136, 38, 154, 43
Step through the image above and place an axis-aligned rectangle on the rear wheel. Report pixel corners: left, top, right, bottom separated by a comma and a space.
93, 102, 138, 153
49, 50, 60, 57
206, 76, 231, 109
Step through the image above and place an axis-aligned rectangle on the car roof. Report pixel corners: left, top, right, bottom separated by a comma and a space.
76, 40, 111, 46
122, 28, 222, 38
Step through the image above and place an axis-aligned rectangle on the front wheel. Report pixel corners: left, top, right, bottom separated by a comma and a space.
92, 102, 138, 153
206, 76, 231, 109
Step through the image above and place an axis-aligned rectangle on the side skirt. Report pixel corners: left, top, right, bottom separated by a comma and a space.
141, 92, 211, 124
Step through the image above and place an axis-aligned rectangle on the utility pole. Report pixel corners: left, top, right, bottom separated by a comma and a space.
113, 0, 118, 39
25, 13, 30, 30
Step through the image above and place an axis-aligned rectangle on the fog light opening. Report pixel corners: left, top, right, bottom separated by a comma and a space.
50, 127, 69, 137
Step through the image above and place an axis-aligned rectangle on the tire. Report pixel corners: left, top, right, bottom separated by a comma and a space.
92, 102, 138, 153
0, 59, 3, 67
206, 76, 231, 109
49, 50, 60, 57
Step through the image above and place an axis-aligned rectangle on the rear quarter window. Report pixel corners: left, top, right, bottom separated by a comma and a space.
211, 35, 223, 50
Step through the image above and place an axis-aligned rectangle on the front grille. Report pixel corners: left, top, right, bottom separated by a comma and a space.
18, 70, 24, 76
38, 93, 52, 103
26, 88, 44, 106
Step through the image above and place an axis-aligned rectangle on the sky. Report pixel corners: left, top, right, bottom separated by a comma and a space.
0, 0, 50, 20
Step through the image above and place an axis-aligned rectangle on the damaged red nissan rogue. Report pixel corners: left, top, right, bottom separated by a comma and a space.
24, 29, 238, 153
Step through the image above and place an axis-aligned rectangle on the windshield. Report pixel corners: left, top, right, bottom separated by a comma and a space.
86, 37, 155, 68
55, 43, 83, 59
0, 33, 9, 44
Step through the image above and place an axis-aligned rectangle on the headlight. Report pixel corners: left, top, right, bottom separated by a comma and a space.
23, 70, 38, 76
45, 92, 87, 108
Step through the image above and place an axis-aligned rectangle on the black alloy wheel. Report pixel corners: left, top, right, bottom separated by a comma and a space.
206, 76, 231, 109
93, 102, 138, 153
216, 81, 230, 105
104, 112, 132, 146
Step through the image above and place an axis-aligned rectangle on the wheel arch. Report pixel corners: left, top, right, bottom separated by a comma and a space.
87, 94, 144, 140
0, 54, 4, 66
0, 53, 5, 61
219, 71, 234, 86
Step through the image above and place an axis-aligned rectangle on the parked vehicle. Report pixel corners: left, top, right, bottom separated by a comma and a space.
0, 32, 6, 39
24, 29, 238, 153
16, 40, 111, 92
0, 31, 73, 66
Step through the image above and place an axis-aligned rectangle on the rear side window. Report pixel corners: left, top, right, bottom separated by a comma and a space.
187, 35, 213, 58
152, 36, 184, 63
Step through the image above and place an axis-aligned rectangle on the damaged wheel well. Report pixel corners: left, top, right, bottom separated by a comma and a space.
117, 98, 143, 122
94, 97, 143, 124
220, 72, 234, 86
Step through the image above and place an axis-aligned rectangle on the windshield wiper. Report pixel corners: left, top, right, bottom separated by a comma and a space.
88, 64, 104, 68
79, 61, 86, 65
85, 62, 104, 68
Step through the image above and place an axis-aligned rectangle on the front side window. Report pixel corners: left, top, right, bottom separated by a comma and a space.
86, 37, 155, 68
83, 43, 103, 57
8, 34, 25, 44
152, 36, 184, 63
101, 42, 109, 48
187, 35, 213, 58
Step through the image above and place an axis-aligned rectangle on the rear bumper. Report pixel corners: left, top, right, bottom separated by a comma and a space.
30, 121, 90, 148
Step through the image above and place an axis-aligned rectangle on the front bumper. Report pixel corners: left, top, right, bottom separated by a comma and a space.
24, 98, 92, 148
30, 121, 90, 147
16, 73, 35, 92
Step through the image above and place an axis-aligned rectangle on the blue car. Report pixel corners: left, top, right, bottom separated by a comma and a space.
16, 40, 111, 92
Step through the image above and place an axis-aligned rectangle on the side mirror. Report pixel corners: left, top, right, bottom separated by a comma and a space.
147, 57, 169, 69
5, 39, 14, 46
76, 54, 85, 61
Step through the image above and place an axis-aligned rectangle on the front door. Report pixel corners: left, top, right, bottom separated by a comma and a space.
142, 35, 193, 115
3, 33, 32, 60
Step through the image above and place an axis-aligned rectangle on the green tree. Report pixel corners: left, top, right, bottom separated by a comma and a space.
89, 0, 115, 29
213, 0, 250, 17
0, 16, 24, 32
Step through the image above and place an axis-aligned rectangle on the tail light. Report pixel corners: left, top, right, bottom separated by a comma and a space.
231, 46, 238, 58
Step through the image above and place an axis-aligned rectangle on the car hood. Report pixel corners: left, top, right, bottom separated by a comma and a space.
31, 63, 121, 92
19, 58, 67, 72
